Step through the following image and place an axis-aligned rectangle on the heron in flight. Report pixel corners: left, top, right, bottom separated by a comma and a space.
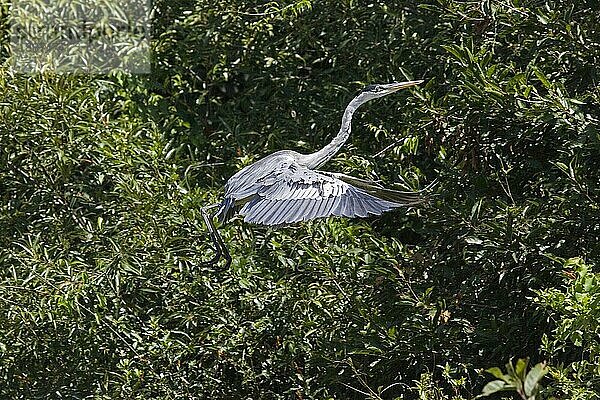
201, 80, 430, 268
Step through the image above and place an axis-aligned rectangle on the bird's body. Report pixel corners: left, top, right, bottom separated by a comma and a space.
201, 80, 429, 267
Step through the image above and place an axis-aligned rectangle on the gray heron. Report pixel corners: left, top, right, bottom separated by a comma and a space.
201, 80, 431, 268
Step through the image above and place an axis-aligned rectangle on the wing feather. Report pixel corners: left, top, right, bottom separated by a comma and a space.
252, 199, 276, 224
271, 199, 295, 225
351, 190, 368, 217
221, 153, 427, 226
361, 197, 377, 214
333, 196, 347, 216
364, 197, 389, 215
272, 199, 297, 225
311, 196, 324, 219
343, 194, 357, 218
287, 198, 309, 223
318, 195, 333, 219
247, 198, 275, 224
303, 198, 320, 221
239, 197, 262, 216
259, 200, 285, 225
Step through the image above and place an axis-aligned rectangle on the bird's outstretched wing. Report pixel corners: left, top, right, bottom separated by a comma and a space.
235, 165, 425, 226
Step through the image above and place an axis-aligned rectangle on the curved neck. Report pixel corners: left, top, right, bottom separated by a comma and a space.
303, 97, 362, 169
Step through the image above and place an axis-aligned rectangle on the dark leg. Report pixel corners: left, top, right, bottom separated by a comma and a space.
200, 205, 222, 266
200, 204, 231, 269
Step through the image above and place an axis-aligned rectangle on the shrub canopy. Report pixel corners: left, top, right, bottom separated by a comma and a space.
1, 0, 599, 398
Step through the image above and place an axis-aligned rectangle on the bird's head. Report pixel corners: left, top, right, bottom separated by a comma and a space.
355, 80, 424, 103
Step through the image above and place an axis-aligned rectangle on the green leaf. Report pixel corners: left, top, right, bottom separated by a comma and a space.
479, 380, 516, 397
553, 161, 569, 173
505, 359, 516, 377
442, 44, 466, 64
532, 67, 552, 89
524, 362, 548, 396
515, 358, 529, 381
486, 367, 511, 383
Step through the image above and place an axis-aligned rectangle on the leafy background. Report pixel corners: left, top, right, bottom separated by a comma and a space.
1, 0, 599, 398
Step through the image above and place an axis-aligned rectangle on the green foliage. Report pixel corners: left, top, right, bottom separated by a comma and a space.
479, 358, 548, 400
1, 0, 600, 399
535, 258, 600, 399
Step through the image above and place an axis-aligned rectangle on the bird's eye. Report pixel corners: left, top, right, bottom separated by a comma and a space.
361, 84, 384, 94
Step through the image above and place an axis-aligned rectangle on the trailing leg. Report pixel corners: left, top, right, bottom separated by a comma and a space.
200, 204, 231, 269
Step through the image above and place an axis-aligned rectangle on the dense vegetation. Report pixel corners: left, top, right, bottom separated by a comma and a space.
1, 0, 599, 398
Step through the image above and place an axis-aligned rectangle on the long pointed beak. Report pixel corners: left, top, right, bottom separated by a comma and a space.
385, 80, 424, 92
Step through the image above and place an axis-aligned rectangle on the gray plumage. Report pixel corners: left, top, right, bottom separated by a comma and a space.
214, 80, 428, 227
